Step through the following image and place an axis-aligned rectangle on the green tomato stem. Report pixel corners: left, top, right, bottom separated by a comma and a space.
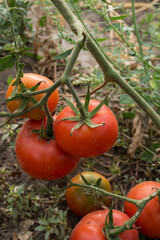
50, 0, 160, 128
131, 0, 148, 75
109, 189, 160, 236
61, 35, 85, 80
66, 178, 139, 206
66, 80, 86, 119
42, 103, 54, 137
3, 0, 18, 49
60, 35, 87, 119
66, 177, 160, 237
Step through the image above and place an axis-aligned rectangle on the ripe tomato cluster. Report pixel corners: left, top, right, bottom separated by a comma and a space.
6, 74, 160, 239
69, 180, 160, 240
7, 73, 118, 180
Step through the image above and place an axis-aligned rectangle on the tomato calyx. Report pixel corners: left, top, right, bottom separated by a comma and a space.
6, 80, 45, 114
32, 119, 54, 140
104, 208, 121, 240
59, 93, 108, 135
32, 126, 54, 140
80, 174, 110, 209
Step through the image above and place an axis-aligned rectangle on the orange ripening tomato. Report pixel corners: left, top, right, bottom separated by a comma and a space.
66, 171, 111, 217
6, 73, 59, 120
15, 119, 80, 180
54, 100, 118, 158
70, 209, 139, 240
124, 181, 160, 239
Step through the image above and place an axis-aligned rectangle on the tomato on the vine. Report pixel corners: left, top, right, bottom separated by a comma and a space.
124, 181, 160, 239
66, 171, 111, 217
54, 100, 118, 158
70, 209, 139, 240
15, 119, 80, 180
6, 73, 59, 120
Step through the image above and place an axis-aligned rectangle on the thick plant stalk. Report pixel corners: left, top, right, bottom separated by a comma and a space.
51, 0, 160, 128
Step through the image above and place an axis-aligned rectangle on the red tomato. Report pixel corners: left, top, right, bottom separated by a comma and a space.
15, 119, 80, 180
6, 73, 59, 120
54, 100, 118, 158
66, 171, 111, 217
124, 181, 160, 239
70, 209, 139, 240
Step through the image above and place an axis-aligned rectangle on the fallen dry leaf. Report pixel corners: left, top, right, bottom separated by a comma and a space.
12, 233, 18, 240
17, 219, 35, 240
128, 110, 144, 158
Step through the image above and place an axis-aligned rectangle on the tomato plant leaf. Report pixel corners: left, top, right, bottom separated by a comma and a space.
105, 23, 121, 31
8, 0, 16, 7
149, 71, 160, 89
0, 55, 12, 65
122, 26, 133, 31
0, 55, 16, 72
7, 75, 14, 85
97, 38, 108, 42
15, 0, 29, 9
0, 5, 12, 29
140, 143, 160, 162
121, 111, 135, 119
54, 48, 73, 60
110, 15, 127, 21
119, 94, 135, 105
39, 16, 47, 27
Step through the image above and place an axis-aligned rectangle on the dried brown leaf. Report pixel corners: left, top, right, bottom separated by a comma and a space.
17, 219, 34, 240
128, 111, 143, 158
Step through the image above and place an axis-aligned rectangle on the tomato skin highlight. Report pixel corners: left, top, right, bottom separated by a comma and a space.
66, 171, 111, 217
54, 100, 118, 158
124, 181, 160, 239
6, 73, 59, 120
70, 209, 139, 240
15, 119, 80, 180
